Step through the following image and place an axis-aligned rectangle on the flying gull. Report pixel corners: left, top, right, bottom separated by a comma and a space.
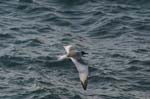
58, 45, 88, 90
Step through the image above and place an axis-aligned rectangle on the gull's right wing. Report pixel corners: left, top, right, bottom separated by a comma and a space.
70, 57, 88, 90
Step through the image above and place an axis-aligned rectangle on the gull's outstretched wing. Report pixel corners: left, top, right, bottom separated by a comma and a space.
64, 45, 72, 54
70, 57, 88, 90
57, 45, 72, 61
57, 54, 68, 61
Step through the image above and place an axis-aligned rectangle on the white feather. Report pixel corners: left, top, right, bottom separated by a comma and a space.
57, 54, 68, 61
70, 58, 88, 83
59, 45, 89, 90
64, 45, 73, 54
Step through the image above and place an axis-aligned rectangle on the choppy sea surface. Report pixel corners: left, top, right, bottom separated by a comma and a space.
0, 0, 150, 99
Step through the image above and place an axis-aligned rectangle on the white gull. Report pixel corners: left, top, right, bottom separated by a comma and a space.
58, 45, 88, 90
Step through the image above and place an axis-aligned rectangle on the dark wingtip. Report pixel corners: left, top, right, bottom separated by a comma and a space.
81, 79, 88, 90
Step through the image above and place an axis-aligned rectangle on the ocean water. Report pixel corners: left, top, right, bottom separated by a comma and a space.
0, 0, 150, 99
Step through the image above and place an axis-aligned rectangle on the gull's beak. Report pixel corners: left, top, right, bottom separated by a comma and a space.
81, 51, 88, 57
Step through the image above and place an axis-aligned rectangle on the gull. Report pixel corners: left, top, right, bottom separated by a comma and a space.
58, 45, 88, 90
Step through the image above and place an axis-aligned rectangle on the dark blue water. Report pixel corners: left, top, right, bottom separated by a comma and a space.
0, 0, 150, 99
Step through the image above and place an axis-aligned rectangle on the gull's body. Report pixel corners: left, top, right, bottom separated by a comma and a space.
58, 45, 88, 90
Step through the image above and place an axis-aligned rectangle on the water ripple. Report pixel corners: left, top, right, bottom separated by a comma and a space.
0, 0, 150, 99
